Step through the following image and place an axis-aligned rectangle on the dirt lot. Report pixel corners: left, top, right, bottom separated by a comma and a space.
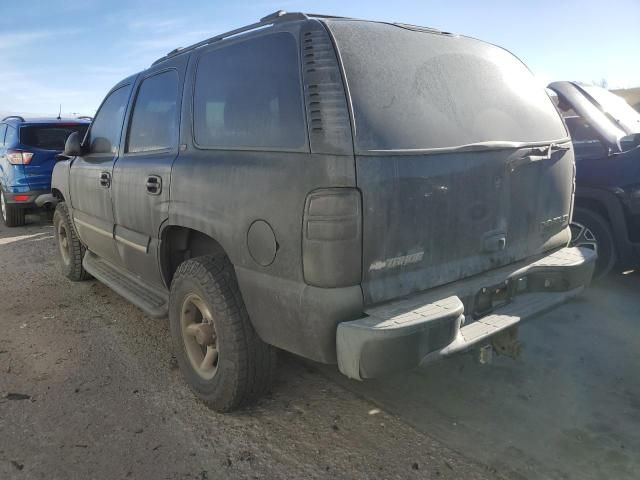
1, 215, 639, 479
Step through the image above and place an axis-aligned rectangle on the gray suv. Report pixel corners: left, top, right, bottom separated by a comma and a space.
52, 11, 596, 411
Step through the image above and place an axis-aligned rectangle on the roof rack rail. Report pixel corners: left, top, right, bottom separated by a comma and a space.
303, 13, 349, 20
2, 115, 25, 122
77, 115, 93, 121
152, 10, 315, 66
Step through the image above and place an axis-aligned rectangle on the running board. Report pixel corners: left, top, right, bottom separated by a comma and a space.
83, 252, 169, 318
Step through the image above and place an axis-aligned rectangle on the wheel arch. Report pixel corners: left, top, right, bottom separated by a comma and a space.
574, 186, 632, 262
51, 159, 71, 205
52, 187, 65, 202
159, 225, 230, 288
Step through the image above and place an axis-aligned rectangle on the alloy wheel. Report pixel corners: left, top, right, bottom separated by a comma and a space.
180, 293, 219, 380
570, 221, 598, 255
57, 221, 71, 266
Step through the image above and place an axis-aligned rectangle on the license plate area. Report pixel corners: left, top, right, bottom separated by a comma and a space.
472, 281, 513, 319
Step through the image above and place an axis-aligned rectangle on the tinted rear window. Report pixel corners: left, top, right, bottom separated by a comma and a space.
193, 32, 306, 150
327, 21, 568, 152
20, 125, 88, 150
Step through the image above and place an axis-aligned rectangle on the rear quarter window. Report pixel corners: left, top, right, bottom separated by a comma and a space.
4, 125, 18, 147
327, 21, 568, 152
193, 32, 306, 150
20, 125, 88, 150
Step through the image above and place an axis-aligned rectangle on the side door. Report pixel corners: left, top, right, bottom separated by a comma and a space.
69, 82, 133, 265
110, 57, 187, 288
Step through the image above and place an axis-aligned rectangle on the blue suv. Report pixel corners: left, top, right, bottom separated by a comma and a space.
0, 116, 90, 226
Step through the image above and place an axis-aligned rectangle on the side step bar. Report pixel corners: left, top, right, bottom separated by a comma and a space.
83, 252, 169, 318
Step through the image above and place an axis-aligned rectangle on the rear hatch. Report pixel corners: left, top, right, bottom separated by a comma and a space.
326, 20, 574, 305
19, 123, 88, 190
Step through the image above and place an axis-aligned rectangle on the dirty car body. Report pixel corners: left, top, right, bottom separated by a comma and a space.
51, 12, 595, 390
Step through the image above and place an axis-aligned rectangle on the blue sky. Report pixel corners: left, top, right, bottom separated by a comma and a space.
1, 0, 638, 116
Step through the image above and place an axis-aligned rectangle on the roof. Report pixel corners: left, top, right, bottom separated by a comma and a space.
1, 116, 91, 125
151, 10, 451, 66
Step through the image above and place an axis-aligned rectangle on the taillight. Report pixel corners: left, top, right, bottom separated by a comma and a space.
13, 195, 30, 202
7, 150, 34, 165
303, 188, 362, 288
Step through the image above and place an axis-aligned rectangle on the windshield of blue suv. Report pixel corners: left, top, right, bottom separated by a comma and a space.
19, 124, 89, 151
326, 20, 568, 153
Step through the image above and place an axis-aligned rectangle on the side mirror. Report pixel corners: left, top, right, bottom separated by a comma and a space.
63, 131, 84, 157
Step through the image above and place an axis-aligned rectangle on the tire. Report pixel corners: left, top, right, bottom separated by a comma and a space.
0, 190, 26, 227
53, 202, 91, 281
169, 254, 276, 412
570, 208, 616, 280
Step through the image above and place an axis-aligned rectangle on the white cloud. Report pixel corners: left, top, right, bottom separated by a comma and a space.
0, 31, 52, 49
0, 59, 109, 115
0, 29, 85, 51
126, 18, 187, 32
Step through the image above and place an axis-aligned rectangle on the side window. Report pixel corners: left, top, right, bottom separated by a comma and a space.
127, 70, 179, 153
0, 124, 6, 146
89, 86, 130, 155
4, 125, 17, 147
193, 32, 306, 150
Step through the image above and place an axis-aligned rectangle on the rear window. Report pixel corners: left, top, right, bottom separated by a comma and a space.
193, 32, 306, 150
20, 125, 88, 151
327, 21, 568, 152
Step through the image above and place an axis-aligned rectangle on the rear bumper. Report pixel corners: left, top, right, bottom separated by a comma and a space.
337, 246, 596, 380
3, 190, 56, 209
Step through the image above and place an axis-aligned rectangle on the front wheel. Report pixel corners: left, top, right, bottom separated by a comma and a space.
570, 208, 616, 280
53, 202, 90, 281
169, 255, 276, 412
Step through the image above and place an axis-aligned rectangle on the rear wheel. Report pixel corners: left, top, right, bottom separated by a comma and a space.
570, 208, 616, 280
169, 254, 276, 412
0, 190, 26, 227
53, 202, 90, 281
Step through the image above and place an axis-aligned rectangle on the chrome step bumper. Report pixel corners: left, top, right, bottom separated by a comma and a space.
337, 247, 596, 380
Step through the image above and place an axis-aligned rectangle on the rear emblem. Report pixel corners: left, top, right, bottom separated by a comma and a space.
540, 214, 569, 230
369, 251, 425, 271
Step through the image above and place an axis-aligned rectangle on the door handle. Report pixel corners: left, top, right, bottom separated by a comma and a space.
146, 175, 162, 195
99, 172, 111, 188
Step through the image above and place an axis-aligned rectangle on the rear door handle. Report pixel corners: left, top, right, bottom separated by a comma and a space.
146, 175, 162, 195
99, 171, 111, 188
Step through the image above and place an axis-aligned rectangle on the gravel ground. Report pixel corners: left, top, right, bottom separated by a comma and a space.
0, 215, 497, 480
